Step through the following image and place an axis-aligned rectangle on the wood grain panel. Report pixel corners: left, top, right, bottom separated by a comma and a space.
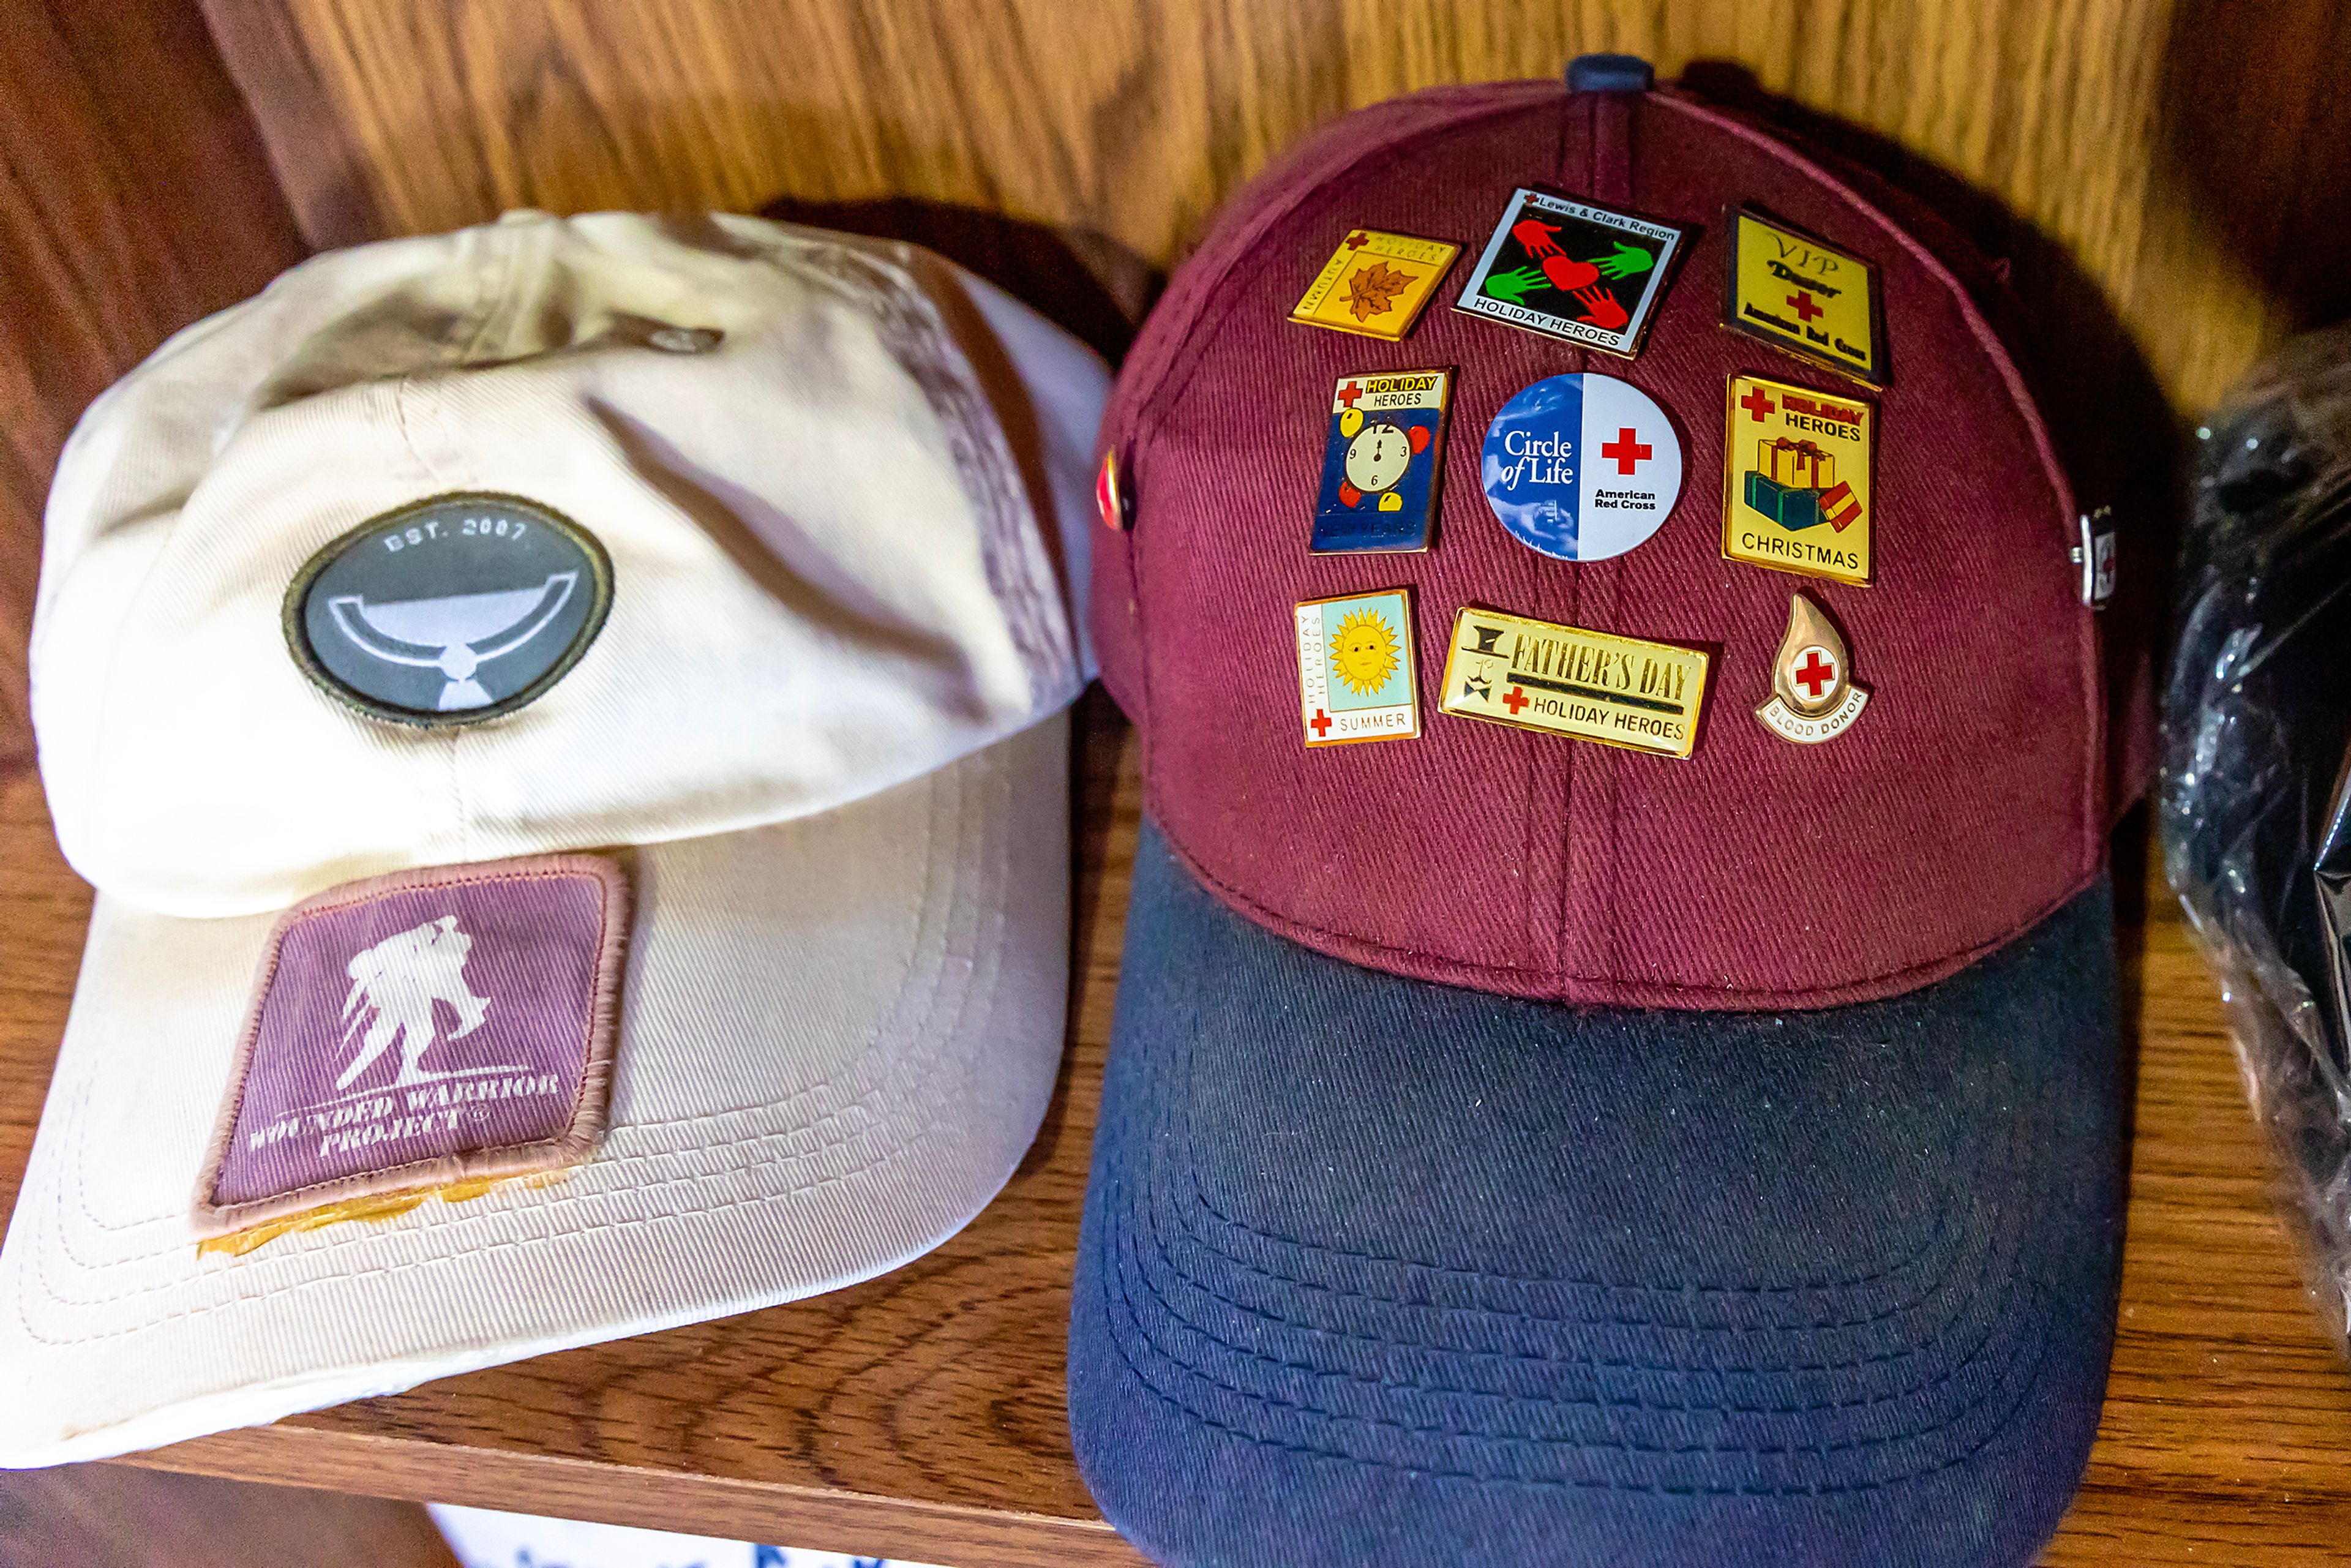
0, 1, 308, 772
209, 0, 2351, 415
0, 692, 2338, 1561
0, 1462, 459, 1568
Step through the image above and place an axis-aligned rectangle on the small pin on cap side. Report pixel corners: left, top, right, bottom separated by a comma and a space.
1095, 449, 1130, 531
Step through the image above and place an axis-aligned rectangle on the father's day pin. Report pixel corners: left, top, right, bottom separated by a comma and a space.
1480, 373, 1682, 561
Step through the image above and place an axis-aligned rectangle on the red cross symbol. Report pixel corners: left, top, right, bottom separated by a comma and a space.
1502, 686, 1530, 715
1792, 648, 1837, 699
1343, 231, 1370, 250
1788, 290, 1824, 323
1335, 380, 1364, 408
1600, 427, 1651, 475
1739, 385, 1777, 422
1310, 708, 1332, 737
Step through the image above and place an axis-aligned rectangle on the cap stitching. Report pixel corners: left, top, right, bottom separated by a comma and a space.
1100, 1013, 2056, 1471
808, 244, 1072, 713
1130, 1203, 2020, 1387
1097, 1182, 2057, 1484
1131, 1111, 2030, 1380
18, 752, 1012, 1325
56, 763, 977, 1251
1150, 1034, 2033, 1363
1087, 1273, 2055, 1495
13, 828, 999, 1342
1172, 1098, 2012, 1304
40, 766, 966, 1269
1155, 812, 2103, 1005
1142, 836, 2042, 1326
1108, 1183, 2038, 1435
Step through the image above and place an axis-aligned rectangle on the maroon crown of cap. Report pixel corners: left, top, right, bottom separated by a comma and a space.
1092, 77, 2112, 1011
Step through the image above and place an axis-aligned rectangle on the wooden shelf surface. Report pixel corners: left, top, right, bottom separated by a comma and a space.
3, 689, 2349, 1566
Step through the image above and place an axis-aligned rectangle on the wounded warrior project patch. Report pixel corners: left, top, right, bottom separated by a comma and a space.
1724, 206, 1887, 386
1723, 373, 1875, 585
1311, 369, 1453, 553
1438, 607, 1708, 759
287, 492, 613, 727
193, 855, 629, 1240
1296, 588, 1420, 746
1453, 189, 1688, 356
1289, 229, 1460, 341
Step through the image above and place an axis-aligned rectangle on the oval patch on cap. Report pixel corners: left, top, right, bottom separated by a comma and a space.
285, 493, 613, 727
1479, 373, 1682, 561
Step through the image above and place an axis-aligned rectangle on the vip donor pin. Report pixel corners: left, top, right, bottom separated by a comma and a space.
1755, 591, 1869, 743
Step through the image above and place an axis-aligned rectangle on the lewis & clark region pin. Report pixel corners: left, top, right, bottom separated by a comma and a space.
1453, 188, 1689, 357
1723, 372, 1875, 586
1311, 369, 1453, 553
1723, 206, 1887, 386
1296, 588, 1420, 746
1755, 592, 1869, 744
1437, 606, 1708, 760
1291, 229, 1461, 341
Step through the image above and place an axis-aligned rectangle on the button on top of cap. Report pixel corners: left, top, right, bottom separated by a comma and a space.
1565, 53, 1654, 92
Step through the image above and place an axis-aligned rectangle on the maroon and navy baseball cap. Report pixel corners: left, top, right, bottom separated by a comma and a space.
1069, 58, 2142, 1567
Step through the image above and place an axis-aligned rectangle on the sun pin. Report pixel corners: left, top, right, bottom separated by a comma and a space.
1311, 369, 1452, 553
1722, 372, 1875, 586
1755, 593, 1869, 744
1723, 205, 1887, 387
1290, 230, 1461, 342
1296, 588, 1420, 746
1452, 188, 1690, 357
1437, 606, 1708, 760
1481, 373, 1683, 561
1095, 449, 1130, 531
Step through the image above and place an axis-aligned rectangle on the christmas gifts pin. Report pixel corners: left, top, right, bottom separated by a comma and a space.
1723, 206, 1887, 386
1453, 188, 1689, 356
1722, 372, 1874, 585
1296, 588, 1420, 746
1480, 372, 1682, 561
1311, 370, 1453, 552
1438, 606, 1708, 759
1755, 592, 1869, 743
1291, 228, 1461, 341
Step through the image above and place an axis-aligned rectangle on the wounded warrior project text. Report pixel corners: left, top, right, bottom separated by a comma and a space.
250, 1071, 566, 1160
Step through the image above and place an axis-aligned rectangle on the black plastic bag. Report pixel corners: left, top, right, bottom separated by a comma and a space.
2161, 323, 2351, 1350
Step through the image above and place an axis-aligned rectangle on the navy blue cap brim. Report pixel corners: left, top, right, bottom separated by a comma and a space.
1070, 820, 2123, 1568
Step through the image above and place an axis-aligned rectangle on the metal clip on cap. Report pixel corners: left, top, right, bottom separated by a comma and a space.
2071, 506, 2117, 608
1566, 54, 1655, 93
